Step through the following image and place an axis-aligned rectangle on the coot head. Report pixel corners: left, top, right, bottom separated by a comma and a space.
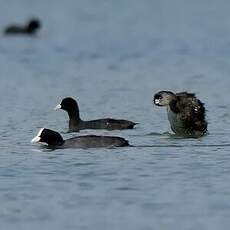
55, 97, 79, 113
27, 19, 41, 33
31, 128, 64, 146
153, 91, 176, 106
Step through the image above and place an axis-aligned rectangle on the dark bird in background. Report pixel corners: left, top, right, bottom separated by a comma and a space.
153, 91, 207, 137
4, 18, 41, 35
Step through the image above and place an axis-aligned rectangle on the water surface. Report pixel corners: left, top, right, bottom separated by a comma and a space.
0, 0, 230, 229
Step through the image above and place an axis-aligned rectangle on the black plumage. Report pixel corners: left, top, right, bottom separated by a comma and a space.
31, 128, 129, 149
4, 19, 41, 35
55, 97, 136, 132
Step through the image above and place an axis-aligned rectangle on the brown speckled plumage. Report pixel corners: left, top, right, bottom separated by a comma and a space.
154, 91, 207, 136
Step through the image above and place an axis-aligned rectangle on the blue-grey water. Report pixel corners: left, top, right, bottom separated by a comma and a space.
1, 0, 230, 229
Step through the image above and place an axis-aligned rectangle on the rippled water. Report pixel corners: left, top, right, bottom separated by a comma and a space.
1, 0, 230, 229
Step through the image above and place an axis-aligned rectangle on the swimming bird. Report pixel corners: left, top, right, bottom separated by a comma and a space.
31, 128, 129, 148
153, 91, 207, 136
54, 97, 136, 132
4, 18, 41, 35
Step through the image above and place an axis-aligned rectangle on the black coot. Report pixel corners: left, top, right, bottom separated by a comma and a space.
55, 97, 136, 132
31, 128, 129, 148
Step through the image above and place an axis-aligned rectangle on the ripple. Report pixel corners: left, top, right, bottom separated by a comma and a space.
132, 144, 230, 148
115, 186, 139, 191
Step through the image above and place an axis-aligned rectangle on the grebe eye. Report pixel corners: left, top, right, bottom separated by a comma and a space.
157, 95, 162, 100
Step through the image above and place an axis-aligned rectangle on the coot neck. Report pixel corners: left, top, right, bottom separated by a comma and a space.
49, 140, 65, 148
67, 107, 82, 131
47, 134, 65, 146
67, 106, 81, 121
26, 26, 35, 34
